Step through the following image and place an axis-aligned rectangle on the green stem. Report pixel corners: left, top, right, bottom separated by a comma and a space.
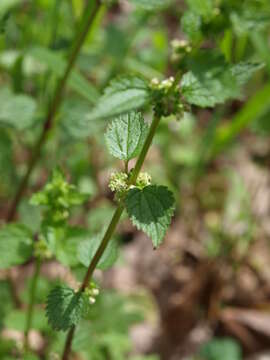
61, 114, 162, 360
80, 205, 125, 291
24, 257, 42, 352
6, 0, 102, 222
129, 115, 160, 184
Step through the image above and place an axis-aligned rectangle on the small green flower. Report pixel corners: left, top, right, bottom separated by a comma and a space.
109, 172, 129, 201
136, 172, 152, 189
149, 76, 184, 118
85, 282, 100, 305
30, 169, 88, 224
34, 237, 53, 259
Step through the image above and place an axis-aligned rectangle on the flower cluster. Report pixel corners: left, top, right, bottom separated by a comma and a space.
30, 169, 88, 224
171, 39, 192, 62
109, 171, 152, 201
34, 237, 53, 260
136, 172, 152, 189
150, 76, 184, 118
85, 282, 100, 305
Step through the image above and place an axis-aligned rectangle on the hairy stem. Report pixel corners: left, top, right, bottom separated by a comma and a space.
24, 257, 41, 351
7, 0, 102, 222
61, 114, 161, 359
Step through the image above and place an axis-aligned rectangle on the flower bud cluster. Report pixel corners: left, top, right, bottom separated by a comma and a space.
171, 39, 192, 63
34, 237, 53, 259
150, 76, 184, 118
136, 172, 152, 189
150, 76, 175, 93
109, 171, 152, 201
85, 282, 100, 305
30, 169, 88, 225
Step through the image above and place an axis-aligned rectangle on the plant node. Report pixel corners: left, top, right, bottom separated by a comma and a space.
150, 77, 183, 118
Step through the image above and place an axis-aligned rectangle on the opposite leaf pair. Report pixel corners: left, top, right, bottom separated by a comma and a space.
105, 111, 175, 249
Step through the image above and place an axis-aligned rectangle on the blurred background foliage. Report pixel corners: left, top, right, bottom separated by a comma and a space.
0, 0, 270, 359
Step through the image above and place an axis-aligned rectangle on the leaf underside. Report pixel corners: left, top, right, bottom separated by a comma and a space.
105, 111, 149, 161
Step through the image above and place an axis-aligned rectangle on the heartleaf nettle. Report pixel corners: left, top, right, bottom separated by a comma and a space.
180, 52, 264, 108
87, 76, 151, 122
105, 110, 175, 246
105, 111, 149, 161
46, 285, 87, 331
125, 185, 175, 248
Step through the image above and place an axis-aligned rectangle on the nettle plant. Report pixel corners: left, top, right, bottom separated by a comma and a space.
0, 0, 266, 359
43, 83, 179, 357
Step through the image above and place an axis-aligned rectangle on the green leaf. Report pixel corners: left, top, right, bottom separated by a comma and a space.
231, 9, 270, 36
77, 233, 118, 270
28, 47, 99, 104
0, 224, 33, 269
46, 285, 86, 331
186, 0, 214, 19
0, 0, 21, 16
61, 100, 102, 139
87, 75, 150, 122
181, 52, 263, 107
128, 0, 172, 11
181, 10, 202, 43
229, 62, 264, 86
44, 226, 90, 267
199, 337, 242, 360
105, 112, 149, 161
0, 88, 36, 130
125, 185, 175, 248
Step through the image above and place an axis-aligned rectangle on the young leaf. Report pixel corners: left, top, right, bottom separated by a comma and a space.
77, 233, 118, 270
128, 0, 172, 11
125, 185, 175, 248
0, 224, 33, 269
0, 88, 36, 130
46, 285, 86, 331
87, 76, 150, 122
186, 0, 214, 19
181, 10, 202, 43
105, 112, 149, 161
